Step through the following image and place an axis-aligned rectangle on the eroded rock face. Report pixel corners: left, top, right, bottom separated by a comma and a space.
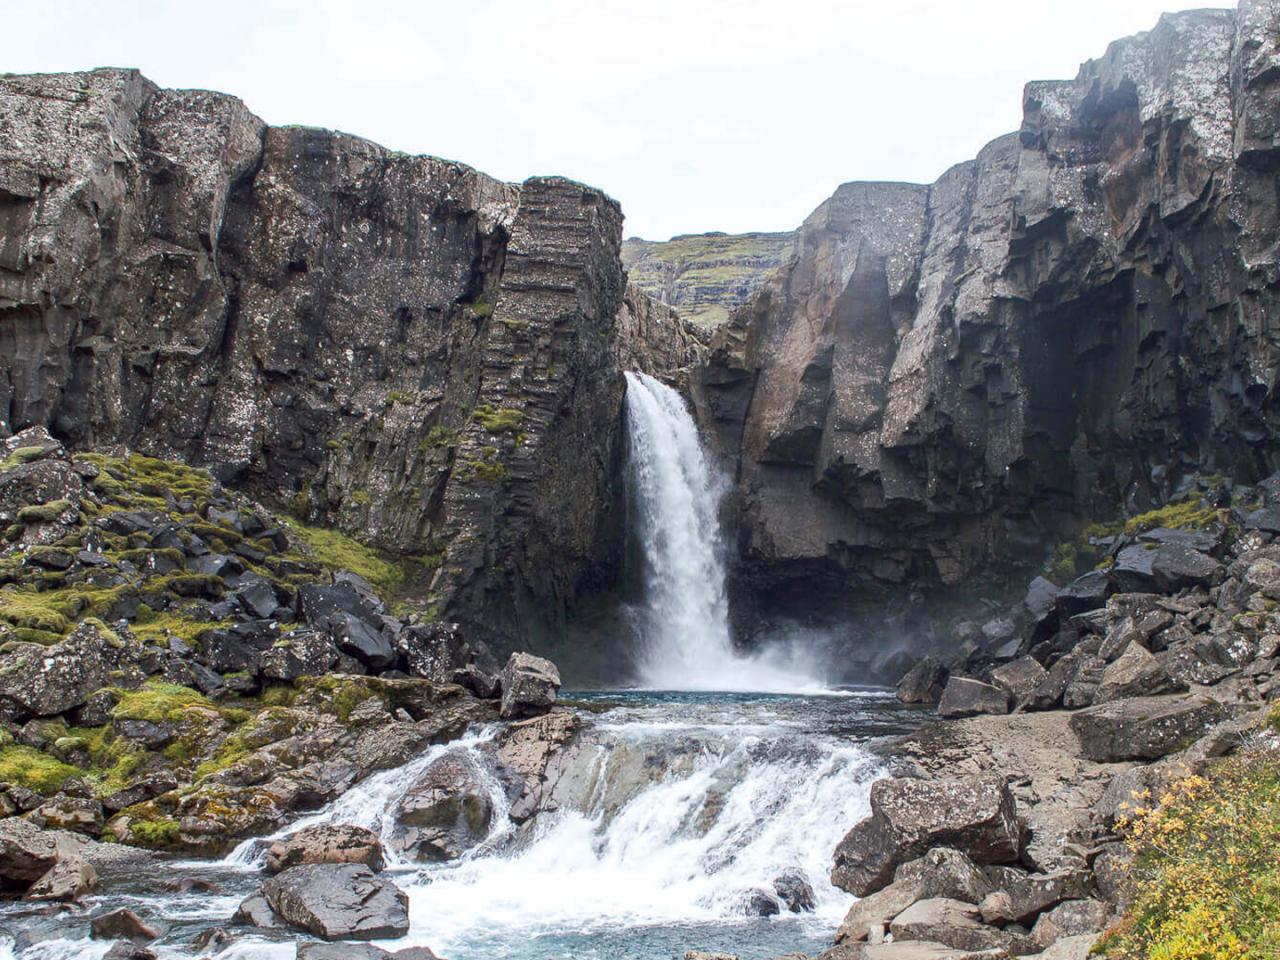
0, 69, 701, 656
695, 2, 1280, 614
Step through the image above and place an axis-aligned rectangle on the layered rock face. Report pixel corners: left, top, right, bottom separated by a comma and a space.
622, 231, 794, 329
696, 1, 1280, 613
0, 69, 700, 649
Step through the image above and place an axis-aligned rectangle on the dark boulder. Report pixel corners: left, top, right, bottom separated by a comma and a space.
1150, 544, 1222, 592
261, 864, 409, 940
1055, 572, 1110, 617
498, 652, 561, 719
772, 869, 816, 913
391, 755, 494, 861
896, 657, 947, 705
266, 824, 385, 874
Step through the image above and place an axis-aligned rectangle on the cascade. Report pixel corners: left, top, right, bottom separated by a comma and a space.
623, 371, 829, 692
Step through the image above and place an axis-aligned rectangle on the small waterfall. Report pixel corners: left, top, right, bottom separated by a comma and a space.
623, 371, 829, 692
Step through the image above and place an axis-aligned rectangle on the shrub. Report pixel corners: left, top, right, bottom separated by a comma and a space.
1103, 742, 1280, 959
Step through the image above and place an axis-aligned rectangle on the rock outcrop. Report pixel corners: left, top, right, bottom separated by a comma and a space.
0, 68, 701, 656
694, 0, 1280, 618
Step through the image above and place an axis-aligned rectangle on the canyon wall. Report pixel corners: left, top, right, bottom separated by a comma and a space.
696, 0, 1280, 617
0, 69, 701, 650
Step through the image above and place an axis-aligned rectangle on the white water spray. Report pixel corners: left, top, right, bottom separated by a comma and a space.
624, 371, 830, 692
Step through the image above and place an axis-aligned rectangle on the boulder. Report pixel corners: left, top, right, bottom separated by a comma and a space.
1035, 934, 1099, 960
26, 843, 98, 901
988, 658, 1047, 703
0, 817, 58, 887
1110, 545, 1158, 593
0, 622, 122, 719
297, 945, 442, 960
90, 908, 161, 944
1150, 543, 1221, 592
937, 678, 1008, 719
262, 864, 409, 940
897, 657, 947, 705
1023, 651, 1083, 711
1069, 694, 1230, 762
391, 754, 494, 861
498, 652, 561, 719
772, 869, 816, 913
831, 776, 1022, 897
266, 824, 385, 874
889, 898, 1029, 953
233, 893, 284, 929
1054, 572, 1110, 617
1030, 899, 1110, 948
977, 867, 1092, 925
836, 879, 925, 943
893, 848, 994, 905
1093, 643, 1180, 704
102, 946, 157, 960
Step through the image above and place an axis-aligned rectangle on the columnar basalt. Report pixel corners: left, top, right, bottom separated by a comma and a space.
695, 0, 1280, 616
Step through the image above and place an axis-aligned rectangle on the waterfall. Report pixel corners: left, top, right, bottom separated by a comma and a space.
623, 371, 829, 693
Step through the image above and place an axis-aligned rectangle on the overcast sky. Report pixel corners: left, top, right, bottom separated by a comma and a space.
10, 0, 1228, 240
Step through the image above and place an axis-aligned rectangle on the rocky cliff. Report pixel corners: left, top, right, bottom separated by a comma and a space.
696, 0, 1280, 619
0, 69, 701, 652
622, 231, 794, 329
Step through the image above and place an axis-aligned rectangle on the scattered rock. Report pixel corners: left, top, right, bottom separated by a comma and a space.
498, 652, 561, 719
266, 824, 386, 874
937, 679, 1008, 719
261, 864, 409, 940
90, 908, 161, 944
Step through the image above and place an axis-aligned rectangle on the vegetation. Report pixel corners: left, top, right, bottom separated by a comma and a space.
283, 519, 404, 595
17, 499, 72, 524
1103, 738, 1280, 959
472, 404, 525, 434
470, 296, 495, 319
421, 425, 456, 450
0, 744, 80, 794
112, 682, 214, 723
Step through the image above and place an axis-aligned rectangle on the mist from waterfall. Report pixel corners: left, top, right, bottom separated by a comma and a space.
623, 371, 830, 693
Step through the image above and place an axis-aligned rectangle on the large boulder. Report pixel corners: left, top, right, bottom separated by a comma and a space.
890, 898, 1031, 954
937, 678, 1008, 719
265, 824, 385, 874
989, 658, 1047, 703
261, 864, 409, 940
977, 867, 1092, 925
498, 652, 561, 719
1069, 694, 1230, 762
0, 622, 124, 719
1093, 643, 1181, 704
390, 754, 494, 861
896, 657, 947, 705
1150, 543, 1221, 592
831, 776, 1023, 896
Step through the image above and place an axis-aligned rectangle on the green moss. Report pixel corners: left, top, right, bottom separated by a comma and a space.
1123, 497, 1223, 537
282, 519, 404, 595
470, 297, 495, 319
130, 612, 230, 647
421, 426, 456, 450
17, 500, 72, 524
0, 745, 79, 794
386, 390, 413, 405
112, 682, 213, 723
0, 446, 50, 470
472, 404, 524, 434
260, 685, 300, 707
0, 588, 74, 633
129, 816, 181, 847
455, 457, 509, 484
499, 317, 530, 334
350, 489, 371, 507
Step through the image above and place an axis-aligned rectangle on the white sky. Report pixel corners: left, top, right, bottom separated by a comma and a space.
9, 0, 1229, 240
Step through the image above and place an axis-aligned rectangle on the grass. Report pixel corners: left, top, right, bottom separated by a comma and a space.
1103, 737, 1280, 959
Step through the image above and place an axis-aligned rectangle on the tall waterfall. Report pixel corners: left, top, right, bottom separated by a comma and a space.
623, 371, 828, 693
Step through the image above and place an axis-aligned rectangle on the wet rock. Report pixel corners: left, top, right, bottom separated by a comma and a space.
27, 842, 98, 901
741, 888, 781, 916
90, 908, 161, 944
266, 824, 386, 874
1055, 573, 1110, 617
896, 657, 947, 705
233, 893, 284, 929
102, 946, 157, 960
391, 754, 494, 861
190, 927, 235, 952
772, 869, 816, 913
937, 678, 1008, 719
1069, 694, 1231, 761
831, 775, 1022, 897
1110, 546, 1158, 594
262, 864, 409, 940
498, 652, 561, 719
297, 945, 441, 960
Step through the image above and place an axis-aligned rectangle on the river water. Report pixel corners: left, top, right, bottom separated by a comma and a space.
0, 690, 922, 960
0, 375, 923, 958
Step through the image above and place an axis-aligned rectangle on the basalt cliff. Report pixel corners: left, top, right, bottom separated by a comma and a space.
0, 68, 702, 655
695, 0, 1280, 622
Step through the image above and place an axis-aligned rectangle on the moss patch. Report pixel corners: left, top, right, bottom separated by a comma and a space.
282, 519, 404, 595
112, 682, 213, 723
0, 745, 80, 794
